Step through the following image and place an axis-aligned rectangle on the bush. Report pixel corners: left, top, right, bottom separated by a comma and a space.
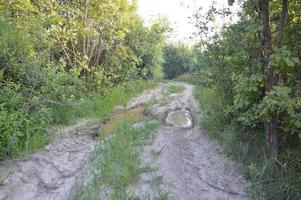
192, 79, 301, 200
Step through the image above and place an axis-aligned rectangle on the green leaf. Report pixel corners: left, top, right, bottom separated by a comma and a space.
0, 70, 3, 81
284, 58, 295, 67
292, 57, 300, 64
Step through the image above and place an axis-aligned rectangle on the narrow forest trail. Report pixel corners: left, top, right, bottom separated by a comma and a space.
0, 82, 250, 200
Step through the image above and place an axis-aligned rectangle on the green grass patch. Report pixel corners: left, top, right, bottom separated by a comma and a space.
173, 73, 200, 85
193, 85, 224, 139
143, 98, 168, 114
52, 80, 157, 125
69, 121, 160, 200
163, 84, 184, 96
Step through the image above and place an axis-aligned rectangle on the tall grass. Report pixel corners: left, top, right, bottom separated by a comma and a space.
51, 80, 157, 124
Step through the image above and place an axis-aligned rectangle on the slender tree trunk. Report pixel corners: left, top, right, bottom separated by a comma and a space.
276, 0, 288, 48
261, 0, 278, 158
261, 0, 288, 158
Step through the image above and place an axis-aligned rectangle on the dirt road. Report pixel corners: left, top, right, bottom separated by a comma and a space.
133, 82, 250, 200
0, 82, 250, 200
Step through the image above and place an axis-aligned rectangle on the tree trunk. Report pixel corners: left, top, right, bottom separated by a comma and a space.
276, 0, 288, 48
261, 0, 288, 158
261, 0, 278, 158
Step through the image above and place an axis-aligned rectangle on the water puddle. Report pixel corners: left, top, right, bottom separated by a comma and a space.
165, 109, 193, 129
99, 105, 145, 139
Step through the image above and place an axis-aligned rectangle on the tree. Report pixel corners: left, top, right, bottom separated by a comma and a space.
0, 0, 168, 159
193, 1, 301, 197
163, 43, 199, 79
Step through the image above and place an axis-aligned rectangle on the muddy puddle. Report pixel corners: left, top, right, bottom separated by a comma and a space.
99, 105, 146, 139
165, 109, 193, 129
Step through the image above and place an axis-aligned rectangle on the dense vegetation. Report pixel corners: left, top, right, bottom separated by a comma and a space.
0, 0, 167, 159
179, 0, 300, 199
163, 43, 201, 79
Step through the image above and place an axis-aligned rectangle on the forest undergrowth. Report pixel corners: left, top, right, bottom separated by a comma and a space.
176, 74, 301, 200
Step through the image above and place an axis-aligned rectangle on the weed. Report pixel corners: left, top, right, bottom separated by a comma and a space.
0, 80, 156, 160
144, 98, 168, 114
156, 192, 169, 200
140, 164, 157, 173
151, 176, 164, 188
0, 177, 4, 186
53, 80, 157, 125
151, 147, 164, 158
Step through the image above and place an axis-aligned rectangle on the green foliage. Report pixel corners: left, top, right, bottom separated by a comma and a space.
127, 17, 169, 79
163, 43, 201, 79
51, 80, 156, 124
192, 0, 301, 199
0, 0, 166, 159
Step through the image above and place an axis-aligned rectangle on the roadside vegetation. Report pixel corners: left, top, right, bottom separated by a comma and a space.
163, 84, 185, 96
173, 0, 301, 199
69, 121, 160, 200
0, 1, 166, 160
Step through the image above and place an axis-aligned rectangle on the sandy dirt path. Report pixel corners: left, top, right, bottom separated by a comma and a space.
133, 82, 250, 200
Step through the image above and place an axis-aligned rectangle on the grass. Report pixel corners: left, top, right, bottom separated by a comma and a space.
151, 176, 164, 188
0, 177, 4, 186
143, 98, 168, 114
1, 80, 156, 161
69, 121, 160, 200
151, 147, 164, 158
193, 85, 224, 139
52, 80, 157, 125
163, 84, 185, 96
173, 73, 199, 85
